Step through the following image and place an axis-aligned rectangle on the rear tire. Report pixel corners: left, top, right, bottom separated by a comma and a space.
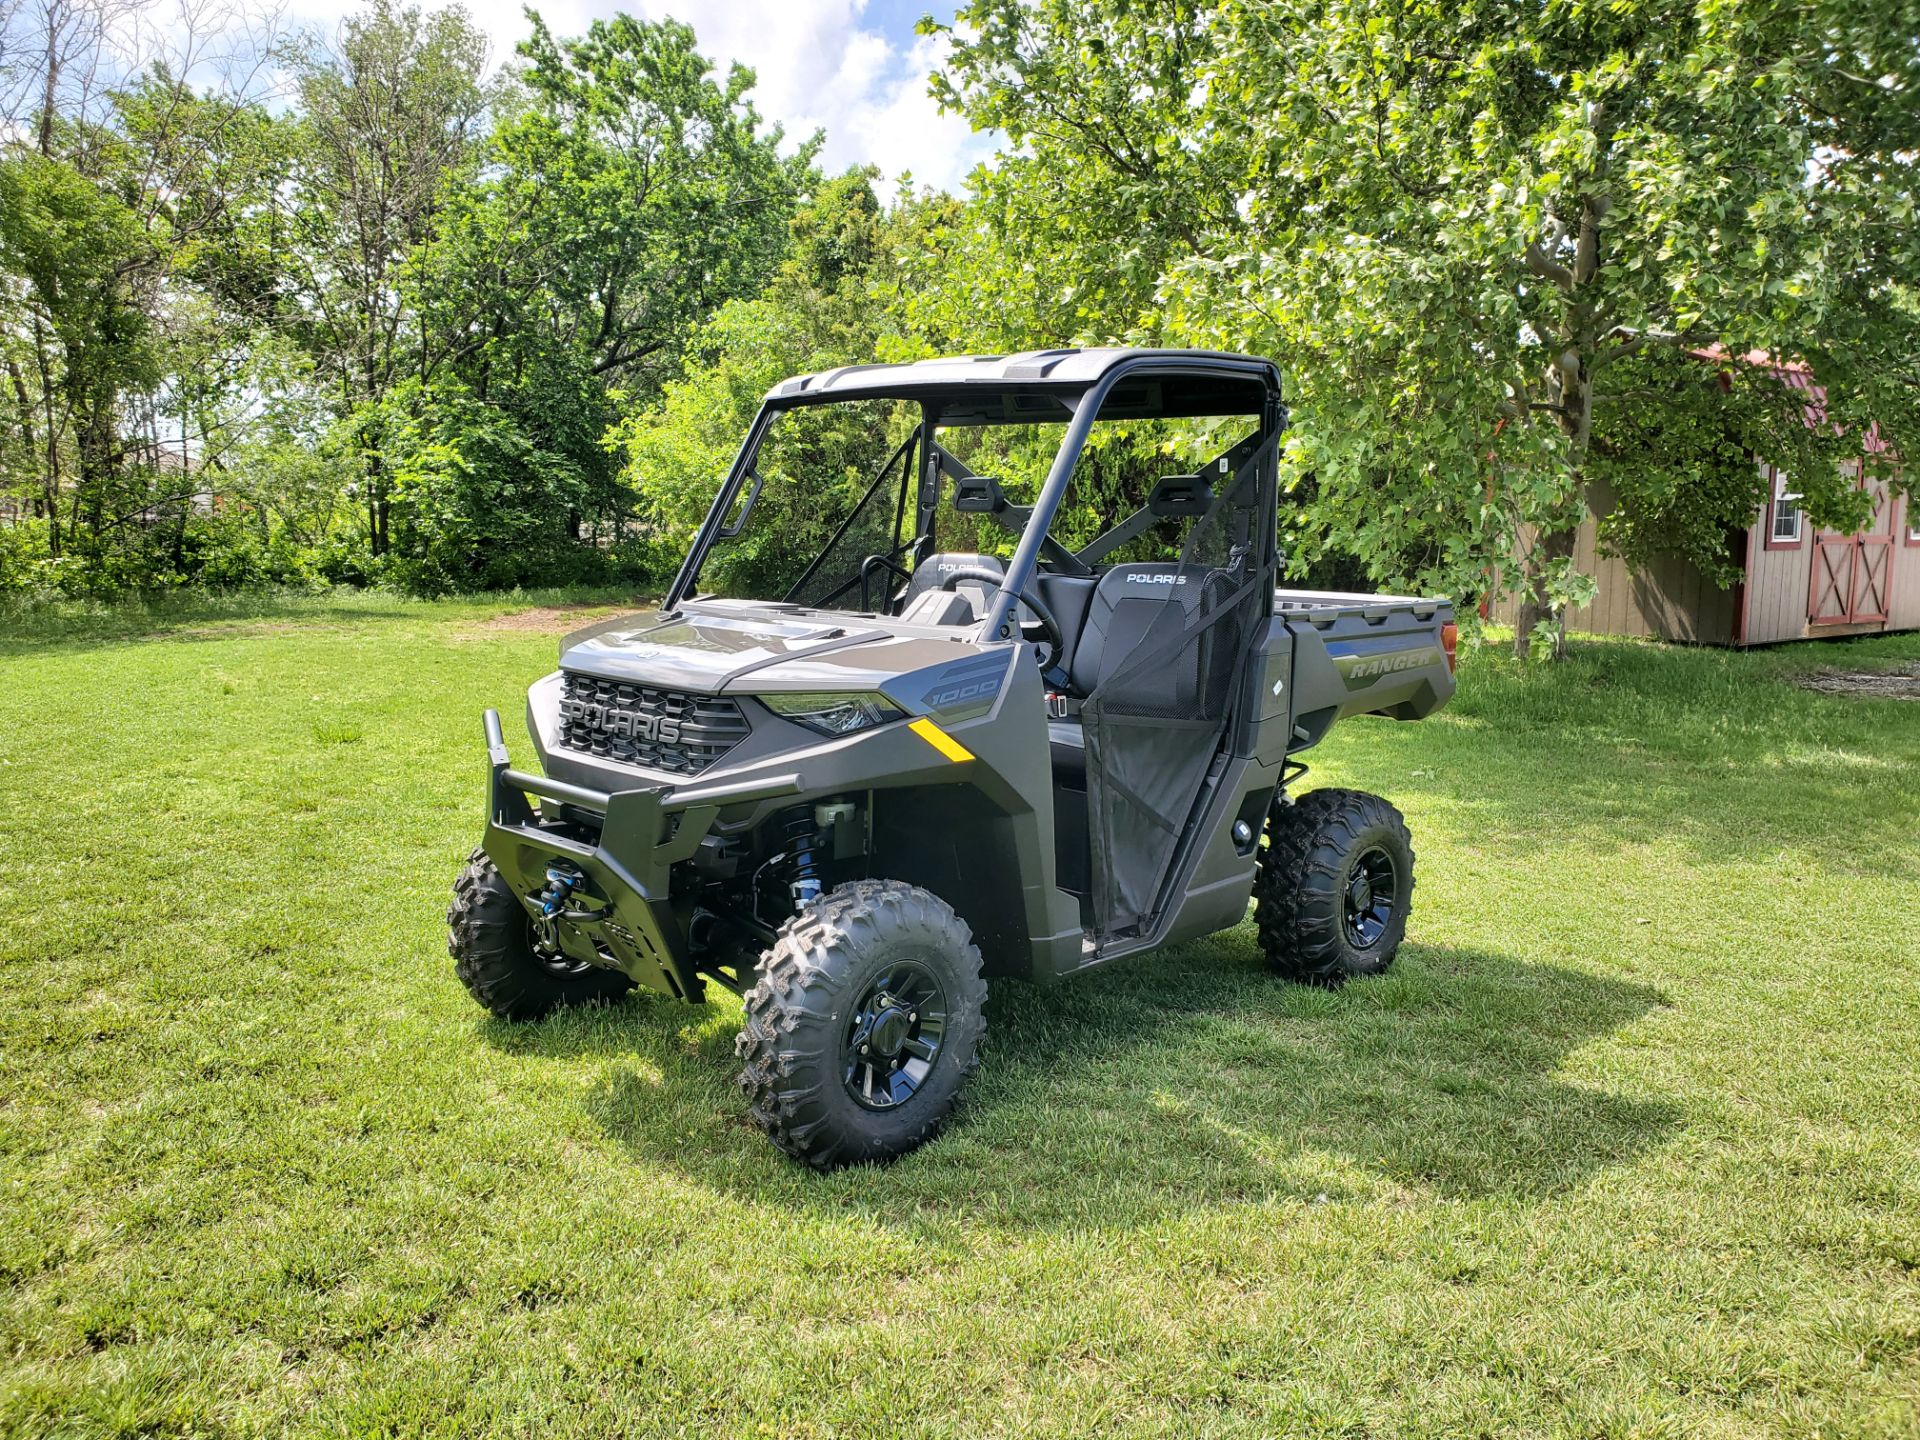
1255, 789, 1415, 985
736, 880, 987, 1170
448, 847, 634, 1020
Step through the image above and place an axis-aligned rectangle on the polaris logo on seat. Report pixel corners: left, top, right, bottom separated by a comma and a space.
558, 697, 682, 745
1127, 573, 1188, 586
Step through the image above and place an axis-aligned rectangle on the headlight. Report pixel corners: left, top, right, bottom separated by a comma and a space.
756, 691, 904, 736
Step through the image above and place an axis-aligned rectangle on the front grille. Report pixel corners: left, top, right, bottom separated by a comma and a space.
554, 672, 751, 775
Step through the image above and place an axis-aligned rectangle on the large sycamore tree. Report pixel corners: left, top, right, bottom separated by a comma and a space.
930, 0, 1919, 654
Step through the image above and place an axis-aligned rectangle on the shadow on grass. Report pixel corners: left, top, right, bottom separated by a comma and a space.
489, 933, 1677, 1230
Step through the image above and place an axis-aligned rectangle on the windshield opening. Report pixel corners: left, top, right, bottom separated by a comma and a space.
688, 397, 921, 611
930, 413, 1255, 568
685, 383, 1268, 616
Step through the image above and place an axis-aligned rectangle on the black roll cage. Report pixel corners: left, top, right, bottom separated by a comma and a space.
664, 355, 1287, 642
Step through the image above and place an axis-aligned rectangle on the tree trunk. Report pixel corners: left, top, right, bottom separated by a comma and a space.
6, 359, 38, 519
1513, 525, 1576, 659
37, 32, 59, 157
1513, 175, 1614, 662
76, 393, 115, 535
31, 321, 62, 557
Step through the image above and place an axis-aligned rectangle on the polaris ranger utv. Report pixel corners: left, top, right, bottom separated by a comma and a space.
450, 349, 1455, 1168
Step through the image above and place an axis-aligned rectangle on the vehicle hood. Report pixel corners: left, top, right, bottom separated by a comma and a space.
557, 601, 998, 696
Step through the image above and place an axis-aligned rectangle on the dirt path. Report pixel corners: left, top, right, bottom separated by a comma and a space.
1793, 661, 1920, 700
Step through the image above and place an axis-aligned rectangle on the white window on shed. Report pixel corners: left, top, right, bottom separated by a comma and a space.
1768, 466, 1803, 545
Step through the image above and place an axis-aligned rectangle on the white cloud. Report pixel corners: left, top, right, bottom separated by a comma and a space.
280, 0, 998, 196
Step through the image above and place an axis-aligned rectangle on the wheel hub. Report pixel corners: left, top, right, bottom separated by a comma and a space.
843, 961, 948, 1111
865, 1005, 911, 1057
1342, 845, 1397, 950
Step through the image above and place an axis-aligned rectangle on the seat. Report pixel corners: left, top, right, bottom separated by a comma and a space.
1047, 563, 1215, 782
901, 552, 1005, 620
896, 588, 980, 627
1066, 563, 1212, 700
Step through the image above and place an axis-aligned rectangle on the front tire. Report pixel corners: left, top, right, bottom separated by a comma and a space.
736, 880, 987, 1170
448, 848, 634, 1019
1255, 789, 1415, 985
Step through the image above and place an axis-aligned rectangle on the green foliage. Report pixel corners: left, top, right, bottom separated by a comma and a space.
618, 296, 813, 564
0, 519, 54, 595
0, 503, 328, 598
1590, 349, 1872, 587
930, 0, 1920, 650
0, 152, 152, 382
370, 380, 645, 595
614, 169, 919, 591
6, 0, 1917, 614
0, 1, 807, 599
365, 10, 808, 591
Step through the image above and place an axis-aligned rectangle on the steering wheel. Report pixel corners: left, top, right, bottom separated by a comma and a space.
939, 566, 1064, 673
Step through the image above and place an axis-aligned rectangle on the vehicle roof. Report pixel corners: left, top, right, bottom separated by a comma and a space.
765, 347, 1280, 403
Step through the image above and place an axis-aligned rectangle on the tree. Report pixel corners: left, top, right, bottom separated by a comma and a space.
370, 11, 809, 592
613, 168, 901, 577
930, 0, 1919, 655
0, 0, 289, 587
0, 150, 155, 554
288, 0, 492, 557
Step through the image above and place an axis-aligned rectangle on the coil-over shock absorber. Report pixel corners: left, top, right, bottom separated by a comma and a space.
778, 806, 823, 907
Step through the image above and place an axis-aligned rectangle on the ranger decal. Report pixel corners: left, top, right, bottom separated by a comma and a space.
1326, 639, 1441, 691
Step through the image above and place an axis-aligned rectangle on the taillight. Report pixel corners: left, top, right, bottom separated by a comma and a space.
1440, 622, 1458, 673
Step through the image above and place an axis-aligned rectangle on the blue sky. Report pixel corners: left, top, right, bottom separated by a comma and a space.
280, 0, 999, 196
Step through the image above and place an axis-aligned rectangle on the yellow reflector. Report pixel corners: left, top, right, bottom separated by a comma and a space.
908, 716, 974, 763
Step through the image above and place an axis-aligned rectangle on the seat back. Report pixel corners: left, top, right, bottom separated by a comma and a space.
1067, 563, 1214, 701
897, 588, 980, 627
1034, 573, 1098, 670
902, 552, 1006, 619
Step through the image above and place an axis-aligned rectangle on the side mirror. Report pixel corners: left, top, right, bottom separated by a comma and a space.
952, 474, 1005, 514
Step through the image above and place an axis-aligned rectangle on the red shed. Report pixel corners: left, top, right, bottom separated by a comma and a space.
1493, 356, 1916, 646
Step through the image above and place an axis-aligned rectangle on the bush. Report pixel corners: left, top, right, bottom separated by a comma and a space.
376, 383, 653, 596
0, 519, 54, 596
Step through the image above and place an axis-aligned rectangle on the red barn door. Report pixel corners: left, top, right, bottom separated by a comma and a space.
1809, 471, 1895, 626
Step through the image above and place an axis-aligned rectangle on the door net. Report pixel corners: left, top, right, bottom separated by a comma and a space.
1081, 430, 1276, 942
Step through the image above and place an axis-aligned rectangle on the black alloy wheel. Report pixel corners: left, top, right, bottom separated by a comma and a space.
843, 960, 950, 1111
1343, 844, 1399, 951
1254, 788, 1416, 985
737, 879, 987, 1169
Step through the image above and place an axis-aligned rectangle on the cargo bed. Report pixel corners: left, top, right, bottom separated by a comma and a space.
1269, 589, 1456, 744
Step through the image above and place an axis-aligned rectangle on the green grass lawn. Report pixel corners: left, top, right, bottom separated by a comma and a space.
2, 596, 1917, 1438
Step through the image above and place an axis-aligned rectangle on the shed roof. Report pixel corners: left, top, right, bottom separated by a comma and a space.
1691, 347, 1894, 455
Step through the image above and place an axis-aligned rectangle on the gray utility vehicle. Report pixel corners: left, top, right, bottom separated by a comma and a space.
450, 349, 1455, 1168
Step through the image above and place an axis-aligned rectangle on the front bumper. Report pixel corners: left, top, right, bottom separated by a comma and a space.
479, 709, 798, 1000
